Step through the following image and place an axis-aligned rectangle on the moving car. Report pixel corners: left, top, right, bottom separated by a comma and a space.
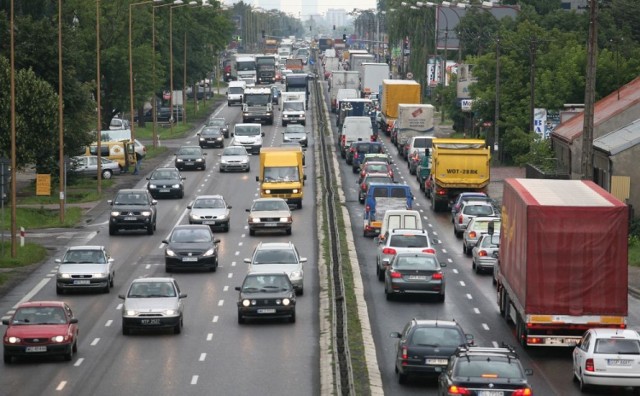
376, 229, 435, 281
235, 272, 296, 324
282, 124, 308, 147
358, 161, 394, 182
187, 195, 232, 232
219, 145, 251, 172
246, 198, 293, 236
245, 242, 306, 295
471, 232, 500, 274
55, 245, 115, 294
108, 189, 157, 235
207, 117, 230, 138
462, 217, 501, 256
389, 318, 473, 384
146, 167, 185, 199
383, 252, 446, 301
453, 200, 499, 238
119, 277, 186, 335
2, 301, 79, 363
198, 126, 225, 148
175, 145, 207, 171
163, 225, 221, 272
70, 155, 121, 179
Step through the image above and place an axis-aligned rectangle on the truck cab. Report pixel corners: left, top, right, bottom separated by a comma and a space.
256, 147, 307, 209
242, 87, 274, 125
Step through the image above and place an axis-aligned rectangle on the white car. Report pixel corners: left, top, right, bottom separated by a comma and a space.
244, 242, 306, 295
71, 155, 121, 179
55, 245, 115, 294
573, 328, 640, 392
218, 145, 250, 172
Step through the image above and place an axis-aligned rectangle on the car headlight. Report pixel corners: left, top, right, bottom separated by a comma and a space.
221, 159, 228, 164
217, 137, 223, 141
125, 310, 137, 316
202, 248, 215, 257
166, 248, 177, 257
199, 137, 205, 141
149, 184, 157, 189
189, 213, 199, 221
196, 158, 204, 162
292, 189, 299, 194
242, 299, 251, 307
111, 211, 121, 216
165, 309, 177, 316
141, 211, 152, 217
51, 335, 66, 343
241, 158, 249, 164
282, 298, 291, 306
283, 114, 288, 118
176, 158, 184, 162
92, 273, 108, 279
171, 184, 180, 188
280, 217, 290, 222
290, 270, 303, 280
7, 336, 21, 343
264, 189, 271, 194
58, 273, 71, 279
249, 217, 260, 224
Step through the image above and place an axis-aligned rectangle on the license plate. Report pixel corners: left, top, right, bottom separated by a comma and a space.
408, 275, 427, 280
203, 221, 216, 225
124, 216, 137, 221
425, 358, 448, 365
26, 346, 47, 352
73, 280, 91, 285
141, 319, 161, 325
608, 359, 633, 366
265, 223, 278, 227
479, 392, 504, 396
257, 309, 276, 314
159, 189, 170, 193
182, 257, 198, 262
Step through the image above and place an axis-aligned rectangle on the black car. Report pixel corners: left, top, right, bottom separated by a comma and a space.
146, 167, 185, 199
384, 252, 446, 301
438, 345, 533, 395
270, 86, 281, 105
390, 318, 474, 384
198, 126, 225, 148
207, 117, 230, 138
235, 272, 296, 324
108, 189, 157, 235
163, 225, 221, 272
175, 145, 206, 171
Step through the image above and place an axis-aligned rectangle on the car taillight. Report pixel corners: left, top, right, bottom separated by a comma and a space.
432, 272, 443, 280
478, 250, 488, 257
360, 171, 365, 178
361, 183, 367, 191
469, 231, 477, 238
585, 358, 595, 372
350, 147, 355, 153
401, 346, 408, 361
389, 171, 394, 178
390, 270, 402, 279
458, 215, 463, 224
422, 248, 436, 254
382, 248, 396, 255
512, 388, 533, 396
447, 385, 471, 395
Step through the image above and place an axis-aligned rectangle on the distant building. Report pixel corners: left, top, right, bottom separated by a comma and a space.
325, 8, 348, 29
561, 0, 588, 11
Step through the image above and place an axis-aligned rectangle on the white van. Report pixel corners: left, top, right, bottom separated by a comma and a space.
335, 88, 359, 111
227, 80, 246, 107
230, 123, 263, 155
339, 116, 374, 158
380, 209, 423, 238
407, 136, 434, 158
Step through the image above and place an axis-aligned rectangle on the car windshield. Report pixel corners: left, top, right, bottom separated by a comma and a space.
410, 327, 464, 347
128, 282, 176, 298
170, 228, 212, 243
253, 200, 289, 211
208, 119, 225, 127
234, 126, 260, 136
264, 166, 299, 182
202, 128, 222, 136
394, 256, 438, 270
63, 249, 106, 263
241, 275, 291, 292
177, 147, 201, 156
193, 198, 225, 209
229, 87, 243, 94
454, 359, 524, 379
151, 170, 178, 180
245, 94, 270, 106
594, 339, 640, 354
222, 147, 247, 156
286, 126, 305, 133
253, 249, 298, 264
283, 102, 304, 111
114, 192, 149, 205
389, 235, 429, 248
12, 307, 67, 325
464, 205, 494, 216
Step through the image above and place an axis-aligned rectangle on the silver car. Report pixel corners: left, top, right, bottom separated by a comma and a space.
118, 277, 187, 335
246, 198, 293, 236
244, 242, 306, 295
55, 245, 115, 294
375, 229, 435, 281
463, 217, 501, 256
453, 200, 499, 238
71, 155, 121, 179
188, 195, 232, 232
471, 233, 500, 274
219, 145, 250, 172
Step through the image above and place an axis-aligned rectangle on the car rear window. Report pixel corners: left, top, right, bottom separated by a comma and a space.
594, 339, 640, 354
413, 138, 432, 148
394, 256, 437, 270
464, 205, 494, 216
390, 187, 409, 198
454, 359, 524, 379
390, 235, 429, 248
410, 327, 464, 347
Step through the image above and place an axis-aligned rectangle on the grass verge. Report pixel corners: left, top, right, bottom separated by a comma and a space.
630, 237, 640, 267
1, 207, 84, 229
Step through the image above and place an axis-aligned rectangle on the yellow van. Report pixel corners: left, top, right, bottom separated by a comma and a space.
85, 140, 136, 171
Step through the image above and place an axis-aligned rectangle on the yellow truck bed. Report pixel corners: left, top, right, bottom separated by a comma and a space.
431, 139, 490, 189
380, 80, 421, 119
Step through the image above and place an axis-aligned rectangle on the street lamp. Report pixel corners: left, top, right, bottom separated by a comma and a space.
58, 0, 65, 222
9, 0, 17, 257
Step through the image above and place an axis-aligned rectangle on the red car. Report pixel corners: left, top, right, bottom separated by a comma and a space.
2, 301, 79, 364
359, 161, 394, 182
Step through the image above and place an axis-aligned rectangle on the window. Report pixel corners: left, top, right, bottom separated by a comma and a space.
455, 359, 524, 379
390, 235, 429, 248
594, 338, 640, 355
395, 256, 437, 270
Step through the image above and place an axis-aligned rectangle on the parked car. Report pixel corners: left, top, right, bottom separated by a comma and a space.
376, 229, 435, 281
2, 301, 79, 363
108, 189, 157, 235
462, 217, 501, 256
54, 245, 115, 294
70, 155, 121, 179
146, 167, 185, 199
244, 242, 306, 295
246, 198, 293, 236
198, 126, 225, 148
383, 252, 446, 301
471, 233, 500, 274
207, 117, 230, 138
163, 225, 221, 272
118, 277, 186, 335
218, 146, 251, 172
187, 195, 232, 232
453, 200, 499, 238
175, 145, 206, 171
389, 318, 473, 384
235, 272, 297, 324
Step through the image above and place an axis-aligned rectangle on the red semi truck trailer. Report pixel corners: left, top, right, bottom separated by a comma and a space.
496, 178, 628, 347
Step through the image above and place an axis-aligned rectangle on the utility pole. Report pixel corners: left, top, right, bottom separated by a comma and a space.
529, 36, 537, 133
581, 0, 597, 180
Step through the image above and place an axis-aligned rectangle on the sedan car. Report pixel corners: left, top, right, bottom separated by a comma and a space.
246, 198, 293, 236
376, 229, 435, 281
70, 155, 121, 179
219, 145, 251, 172
282, 124, 308, 147
236, 272, 296, 324
244, 242, 306, 295
358, 161, 394, 183
55, 245, 115, 294
163, 225, 221, 272
384, 252, 446, 301
573, 328, 640, 392
357, 173, 394, 204
175, 145, 206, 171
188, 195, 232, 232
3, 301, 79, 363
108, 189, 157, 235
118, 277, 186, 335
463, 217, 501, 256
198, 126, 225, 148
146, 167, 185, 199
207, 117, 229, 138
390, 318, 473, 384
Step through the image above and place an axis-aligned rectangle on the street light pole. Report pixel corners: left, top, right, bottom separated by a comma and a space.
96, 0, 102, 194
10, 0, 17, 257
58, 0, 65, 222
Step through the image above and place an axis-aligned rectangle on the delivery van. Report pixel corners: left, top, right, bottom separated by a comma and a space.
379, 209, 423, 238
227, 80, 246, 107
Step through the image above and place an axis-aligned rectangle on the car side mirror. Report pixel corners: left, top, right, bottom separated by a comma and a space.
466, 334, 474, 345
214, 239, 221, 244
2, 318, 10, 325
300, 258, 307, 263
151, 200, 158, 205
245, 209, 251, 212
382, 258, 390, 266
261, 132, 265, 137
118, 294, 125, 299
70, 318, 79, 324
440, 262, 447, 268
108, 258, 115, 263
162, 240, 169, 244
107, 200, 113, 205
227, 205, 233, 209
179, 293, 188, 299
146, 177, 150, 180
389, 332, 401, 339
243, 258, 251, 263
235, 286, 241, 291
55, 259, 62, 263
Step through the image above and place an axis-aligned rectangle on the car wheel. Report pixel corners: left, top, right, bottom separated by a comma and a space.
246, 166, 250, 172
103, 282, 110, 293
110, 275, 115, 287
297, 287, 303, 296
147, 223, 154, 235
174, 317, 182, 334
289, 311, 296, 323
63, 344, 73, 361
249, 229, 256, 236
179, 190, 184, 199
122, 324, 130, 335
56, 285, 63, 295
377, 265, 384, 282
385, 285, 393, 301
286, 227, 292, 235
297, 201, 302, 209
438, 293, 445, 302
225, 224, 230, 232
238, 312, 245, 324
4, 353, 13, 364
109, 224, 117, 235
397, 371, 407, 385
579, 371, 591, 392
454, 228, 462, 238
72, 339, 78, 353
165, 265, 172, 273
102, 169, 113, 179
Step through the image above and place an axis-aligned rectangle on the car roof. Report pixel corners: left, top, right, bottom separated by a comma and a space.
254, 197, 288, 203
388, 229, 428, 235
117, 188, 148, 194
463, 200, 494, 206
153, 167, 180, 172
194, 194, 224, 200
172, 224, 212, 230
410, 318, 461, 328
67, 245, 105, 251
17, 301, 67, 308
256, 242, 294, 250
588, 328, 640, 338
131, 277, 176, 284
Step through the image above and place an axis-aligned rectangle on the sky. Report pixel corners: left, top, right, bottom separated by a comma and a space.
258, 0, 377, 18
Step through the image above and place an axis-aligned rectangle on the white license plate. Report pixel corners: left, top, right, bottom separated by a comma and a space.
141, 319, 161, 325
479, 392, 504, 396
257, 309, 276, 314
608, 359, 633, 366
182, 257, 198, 262
425, 359, 448, 365
124, 216, 137, 221
203, 221, 216, 225
26, 346, 47, 352
159, 189, 170, 193
264, 223, 278, 227
73, 280, 91, 285
408, 275, 427, 280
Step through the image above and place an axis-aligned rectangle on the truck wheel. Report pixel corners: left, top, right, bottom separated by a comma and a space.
297, 201, 302, 209
516, 315, 527, 347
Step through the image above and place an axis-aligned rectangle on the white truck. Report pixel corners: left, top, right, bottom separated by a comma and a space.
394, 104, 435, 149
361, 63, 390, 98
323, 57, 341, 79
329, 70, 360, 112
351, 54, 375, 78
281, 98, 306, 127
232, 54, 257, 86
280, 91, 306, 110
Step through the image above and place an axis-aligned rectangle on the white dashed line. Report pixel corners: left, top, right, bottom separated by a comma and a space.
452, 268, 459, 274
466, 294, 473, 300
492, 341, 500, 347
46, 273, 54, 278
235, 251, 240, 256
116, 303, 123, 310
231, 261, 236, 267
213, 315, 219, 323
56, 381, 67, 391
482, 323, 490, 331
218, 300, 224, 306
105, 320, 113, 327
228, 273, 233, 278
207, 333, 213, 341
199, 353, 206, 361
191, 375, 199, 385
447, 258, 453, 263
91, 338, 100, 346
459, 281, 466, 286
238, 242, 243, 246
473, 308, 480, 314
146, 264, 151, 269
223, 286, 229, 291
74, 358, 84, 367
441, 248, 448, 253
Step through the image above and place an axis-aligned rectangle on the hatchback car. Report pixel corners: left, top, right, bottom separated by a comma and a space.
384, 252, 446, 301
198, 126, 225, 148
358, 173, 394, 204
358, 161, 394, 183
573, 328, 640, 392
360, 153, 392, 166
390, 318, 473, 384
188, 195, 232, 231
408, 150, 427, 175
246, 198, 293, 236
282, 125, 308, 147
472, 233, 500, 274
376, 229, 435, 281
163, 225, 221, 272
450, 192, 490, 223
207, 117, 229, 138
463, 217, 501, 256
236, 272, 296, 324
347, 141, 384, 172
244, 242, 306, 295
438, 345, 533, 396
108, 189, 157, 235
70, 155, 121, 179
118, 277, 186, 335
3, 301, 79, 363
453, 200, 499, 238
55, 245, 115, 294
175, 145, 206, 171
146, 167, 185, 199
219, 145, 251, 172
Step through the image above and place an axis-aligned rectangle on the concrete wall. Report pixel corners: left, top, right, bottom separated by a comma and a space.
611, 146, 640, 214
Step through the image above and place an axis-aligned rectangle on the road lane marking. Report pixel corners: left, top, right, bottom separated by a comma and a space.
207, 333, 213, 341
213, 315, 219, 323
105, 320, 113, 327
91, 338, 100, 346
146, 264, 151, 269
228, 273, 233, 278
492, 341, 499, 347
74, 358, 84, 367
466, 294, 473, 300
235, 251, 239, 256
116, 303, 123, 310
46, 273, 54, 278
199, 353, 206, 362
231, 261, 236, 267
482, 323, 490, 331
473, 308, 480, 314
191, 375, 199, 385
238, 242, 243, 246
223, 286, 229, 291
447, 258, 453, 263
218, 300, 224, 306
14, 278, 50, 308
56, 381, 67, 391
441, 248, 448, 253
459, 281, 466, 286
452, 269, 459, 274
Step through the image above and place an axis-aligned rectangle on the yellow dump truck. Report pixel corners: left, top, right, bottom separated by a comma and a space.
256, 147, 306, 209
427, 138, 491, 212
378, 79, 421, 135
